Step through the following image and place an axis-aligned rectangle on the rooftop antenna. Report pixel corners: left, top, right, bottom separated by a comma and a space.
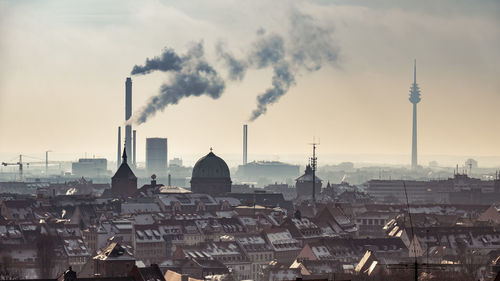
403, 181, 418, 281
309, 137, 320, 204
397, 182, 445, 279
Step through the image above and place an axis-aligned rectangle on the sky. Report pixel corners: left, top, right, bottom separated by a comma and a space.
0, 0, 499, 168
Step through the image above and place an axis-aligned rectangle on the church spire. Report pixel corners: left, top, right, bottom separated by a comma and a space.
122, 146, 127, 164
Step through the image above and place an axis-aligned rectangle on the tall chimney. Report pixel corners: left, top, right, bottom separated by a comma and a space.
125, 77, 133, 161
117, 126, 121, 169
243, 124, 248, 165
133, 130, 136, 168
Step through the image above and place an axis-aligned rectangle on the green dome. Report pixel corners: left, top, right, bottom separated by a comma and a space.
192, 152, 230, 179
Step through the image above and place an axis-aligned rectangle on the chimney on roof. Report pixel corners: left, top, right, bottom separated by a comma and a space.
151, 174, 157, 187
181, 274, 189, 281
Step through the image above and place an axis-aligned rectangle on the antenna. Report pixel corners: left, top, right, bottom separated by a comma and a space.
414, 59, 417, 84
403, 181, 418, 281
309, 138, 320, 204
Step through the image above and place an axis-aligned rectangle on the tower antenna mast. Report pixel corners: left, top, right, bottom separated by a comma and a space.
309, 138, 320, 204
409, 59, 421, 170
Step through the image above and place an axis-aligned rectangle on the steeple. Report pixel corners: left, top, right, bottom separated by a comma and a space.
112, 144, 137, 197
122, 147, 127, 164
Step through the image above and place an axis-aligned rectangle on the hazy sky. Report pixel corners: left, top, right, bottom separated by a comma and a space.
0, 0, 499, 167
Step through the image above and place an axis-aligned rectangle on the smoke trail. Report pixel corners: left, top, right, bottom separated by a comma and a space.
249, 61, 295, 121
131, 42, 225, 124
216, 11, 339, 122
215, 41, 247, 81
131, 48, 182, 75
246, 11, 339, 121
131, 10, 339, 124
249, 33, 285, 68
288, 12, 339, 70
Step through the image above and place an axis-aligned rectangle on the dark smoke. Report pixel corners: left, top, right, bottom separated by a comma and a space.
215, 41, 247, 81
249, 34, 285, 68
131, 42, 225, 124
131, 10, 339, 124
247, 11, 339, 121
215, 10, 339, 121
131, 48, 182, 75
288, 12, 339, 70
249, 61, 295, 121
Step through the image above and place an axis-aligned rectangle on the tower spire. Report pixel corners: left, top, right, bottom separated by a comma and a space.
122, 146, 128, 164
414, 59, 416, 84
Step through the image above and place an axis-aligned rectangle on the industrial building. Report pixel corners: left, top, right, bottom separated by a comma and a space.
146, 138, 168, 177
366, 173, 500, 204
72, 158, 108, 177
236, 161, 300, 184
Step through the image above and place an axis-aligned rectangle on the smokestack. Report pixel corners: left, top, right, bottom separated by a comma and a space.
117, 127, 121, 169
133, 130, 137, 168
125, 78, 133, 160
168, 174, 171, 186
243, 124, 248, 165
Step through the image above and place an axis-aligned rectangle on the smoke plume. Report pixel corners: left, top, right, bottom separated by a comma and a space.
216, 11, 339, 121
131, 48, 182, 75
215, 42, 247, 81
131, 42, 225, 124
250, 61, 295, 121
131, 10, 339, 124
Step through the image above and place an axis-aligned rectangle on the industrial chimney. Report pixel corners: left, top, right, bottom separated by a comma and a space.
243, 124, 248, 165
125, 77, 133, 163
133, 130, 136, 168
117, 126, 121, 169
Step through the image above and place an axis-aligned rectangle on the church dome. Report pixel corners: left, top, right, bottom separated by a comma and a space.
192, 151, 230, 179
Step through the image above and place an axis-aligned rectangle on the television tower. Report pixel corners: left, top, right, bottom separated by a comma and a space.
409, 60, 421, 170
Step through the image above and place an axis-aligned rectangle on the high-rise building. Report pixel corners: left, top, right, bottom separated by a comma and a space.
146, 138, 168, 176
409, 60, 421, 169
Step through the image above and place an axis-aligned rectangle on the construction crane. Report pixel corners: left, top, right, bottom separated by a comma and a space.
2, 153, 64, 181
1, 155, 24, 181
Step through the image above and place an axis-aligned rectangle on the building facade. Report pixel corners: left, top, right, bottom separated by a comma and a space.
146, 138, 168, 177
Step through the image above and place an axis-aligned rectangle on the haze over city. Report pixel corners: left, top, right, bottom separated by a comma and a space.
1, 1, 500, 281
1, 0, 499, 168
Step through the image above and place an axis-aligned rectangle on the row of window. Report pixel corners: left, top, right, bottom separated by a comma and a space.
356, 218, 386, 225
251, 253, 272, 261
